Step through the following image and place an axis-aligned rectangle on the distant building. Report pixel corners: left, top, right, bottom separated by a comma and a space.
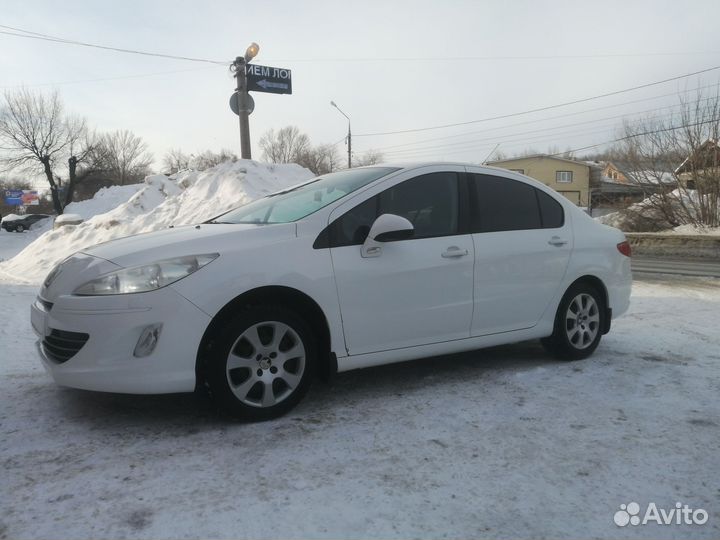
487, 155, 591, 206
581, 160, 630, 183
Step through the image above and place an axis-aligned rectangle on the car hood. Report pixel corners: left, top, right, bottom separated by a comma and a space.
81, 223, 297, 268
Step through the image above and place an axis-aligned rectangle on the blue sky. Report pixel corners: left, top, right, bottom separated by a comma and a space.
2, 0, 719, 169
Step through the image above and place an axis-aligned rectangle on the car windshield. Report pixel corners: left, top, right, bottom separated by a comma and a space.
210, 167, 399, 224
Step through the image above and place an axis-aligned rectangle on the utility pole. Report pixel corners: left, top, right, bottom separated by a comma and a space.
232, 43, 259, 159
233, 56, 252, 159
347, 122, 352, 169
330, 101, 352, 168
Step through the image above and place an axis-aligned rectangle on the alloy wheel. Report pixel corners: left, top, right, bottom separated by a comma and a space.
225, 321, 306, 408
565, 293, 600, 349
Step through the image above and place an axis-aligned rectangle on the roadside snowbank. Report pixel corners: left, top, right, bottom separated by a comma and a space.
672, 224, 720, 235
0, 160, 313, 284
596, 189, 720, 232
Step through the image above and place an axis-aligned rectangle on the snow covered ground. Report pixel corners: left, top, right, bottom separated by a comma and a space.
1, 233, 719, 538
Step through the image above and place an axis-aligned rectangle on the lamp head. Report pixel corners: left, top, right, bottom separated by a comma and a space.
244, 42, 260, 62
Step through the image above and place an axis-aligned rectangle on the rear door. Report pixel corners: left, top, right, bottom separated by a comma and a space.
468, 173, 572, 335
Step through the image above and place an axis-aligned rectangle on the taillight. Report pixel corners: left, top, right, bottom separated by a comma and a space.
617, 241, 631, 257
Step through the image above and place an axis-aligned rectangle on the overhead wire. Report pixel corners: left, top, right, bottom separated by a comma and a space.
353, 65, 720, 137
546, 119, 718, 158
0, 66, 222, 89
377, 96, 714, 158
380, 106, 705, 161
0, 24, 230, 65
353, 82, 720, 154
265, 52, 720, 63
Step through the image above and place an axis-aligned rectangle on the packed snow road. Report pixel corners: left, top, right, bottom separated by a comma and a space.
1, 274, 719, 539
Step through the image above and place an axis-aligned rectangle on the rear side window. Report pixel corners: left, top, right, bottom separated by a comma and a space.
326, 172, 460, 247
536, 189, 564, 228
470, 174, 541, 232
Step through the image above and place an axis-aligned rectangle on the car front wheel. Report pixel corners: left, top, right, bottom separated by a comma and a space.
15, 224, 24, 232
541, 283, 605, 360
205, 306, 316, 421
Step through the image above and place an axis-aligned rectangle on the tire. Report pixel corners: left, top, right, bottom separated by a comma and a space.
15, 224, 24, 233
205, 306, 316, 421
541, 282, 605, 361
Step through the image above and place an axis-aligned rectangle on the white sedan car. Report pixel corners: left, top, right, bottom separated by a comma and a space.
32, 163, 632, 420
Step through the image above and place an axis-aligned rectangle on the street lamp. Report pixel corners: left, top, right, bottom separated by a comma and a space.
244, 42, 259, 62
330, 100, 352, 168
233, 42, 260, 159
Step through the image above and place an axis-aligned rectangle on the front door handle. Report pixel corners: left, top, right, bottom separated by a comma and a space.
548, 236, 568, 247
441, 246, 469, 258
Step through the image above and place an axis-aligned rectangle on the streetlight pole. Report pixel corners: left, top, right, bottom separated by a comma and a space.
233, 42, 259, 160
330, 101, 352, 168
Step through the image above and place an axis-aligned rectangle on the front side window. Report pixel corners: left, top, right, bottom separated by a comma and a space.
327, 172, 460, 247
556, 170, 573, 183
211, 167, 399, 224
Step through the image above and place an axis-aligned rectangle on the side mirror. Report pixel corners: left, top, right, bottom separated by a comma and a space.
361, 214, 414, 258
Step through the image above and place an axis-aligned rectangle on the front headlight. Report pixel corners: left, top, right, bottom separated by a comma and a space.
73, 253, 219, 295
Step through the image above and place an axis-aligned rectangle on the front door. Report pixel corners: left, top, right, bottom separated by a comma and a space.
328, 169, 475, 355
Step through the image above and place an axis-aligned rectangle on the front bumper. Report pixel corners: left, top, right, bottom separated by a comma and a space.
31, 286, 212, 394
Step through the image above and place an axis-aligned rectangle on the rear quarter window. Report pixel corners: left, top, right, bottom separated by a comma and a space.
536, 189, 565, 228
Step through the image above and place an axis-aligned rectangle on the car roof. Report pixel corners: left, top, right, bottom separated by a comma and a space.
363, 161, 527, 176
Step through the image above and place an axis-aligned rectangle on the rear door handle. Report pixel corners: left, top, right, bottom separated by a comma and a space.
441, 246, 469, 258
548, 236, 568, 247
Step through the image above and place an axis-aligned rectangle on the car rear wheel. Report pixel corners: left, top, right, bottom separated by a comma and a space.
541, 283, 605, 360
15, 224, 24, 232
205, 306, 316, 421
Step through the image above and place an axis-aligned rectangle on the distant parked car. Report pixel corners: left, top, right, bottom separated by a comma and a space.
53, 214, 83, 229
1, 213, 51, 232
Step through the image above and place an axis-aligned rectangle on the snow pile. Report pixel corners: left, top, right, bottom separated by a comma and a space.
596, 210, 628, 229
0, 160, 313, 283
64, 183, 146, 221
1, 213, 23, 222
597, 188, 720, 232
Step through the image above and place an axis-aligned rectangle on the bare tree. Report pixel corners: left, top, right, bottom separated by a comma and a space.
95, 130, 153, 185
354, 149, 385, 167
0, 89, 91, 214
64, 124, 101, 206
162, 148, 191, 174
190, 148, 237, 171
613, 87, 720, 229
297, 144, 340, 175
0, 176, 32, 190
259, 126, 311, 164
